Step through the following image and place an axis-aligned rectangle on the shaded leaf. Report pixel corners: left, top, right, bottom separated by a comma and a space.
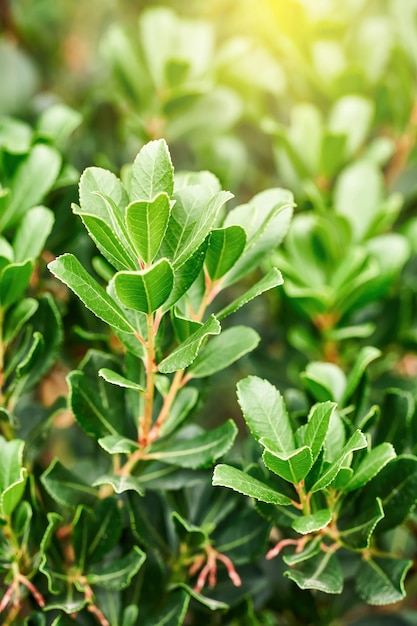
0, 436, 27, 516
339, 498, 384, 550
217, 267, 283, 320
41, 458, 97, 510
0, 260, 33, 310
285, 550, 343, 594
310, 430, 367, 493
356, 557, 412, 605
86, 545, 146, 590
93, 474, 144, 496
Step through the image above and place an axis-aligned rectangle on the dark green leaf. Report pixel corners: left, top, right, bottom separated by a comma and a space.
217, 267, 283, 320
0, 260, 33, 310
3, 298, 38, 344
98, 368, 146, 392
97, 435, 139, 454
356, 557, 412, 605
339, 498, 384, 550
285, 550, 343, 594
93, 474, 144, 496
41, 458, 98, 510
310, 430, 367, 493
72, 499, 123, 567
141, 588, 190, 626
262, 442, 312, 484
86, 545, 146, 589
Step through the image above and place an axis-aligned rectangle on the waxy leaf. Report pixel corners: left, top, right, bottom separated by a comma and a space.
310, 430, 367, 493
126, 192, 171, 263
356, 557, 412, 605
285, 550, 343, 594
147, 420, 237, 468
262, 441, 313, 484
304, 401, 336, 463
292, 509, 332, 535
343, 443, 396, 492
130, 138, 174, 201
113, 258, 174, 313
0, 436, 27, 516
189, 326, 260, 378
205, 225, 247, 280
339, 498, 384, 550
13, 205, 54, 262
213, 464, 292, 505
41, 458, 97, 510
81, 213, 136, 271
237, 376, 295, 451
48, 254, 133, 333
0, 260, 33, 310
98, 367, 146, 392
217, 267, 284, 320
158, 314, 221, 373
86, 545, 146, 589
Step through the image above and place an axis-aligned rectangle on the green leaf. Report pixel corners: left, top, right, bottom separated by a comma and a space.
93, 474, 144, 496
126, 192, 171, 264
358, 455, 417, 533
86, 545, 146, 590
41, 458, 98, 510
262, 442, 313, 484
342, 346, 381, 404
141, 588, 190, 626
205, 225, 247, 280
0, 144, 61, 230
189, 326, 260, 378
339, 498, 384, 550
129, 138, 174, 201
304, 402, 336, 463
356, 557, 412, 605
237, 376, 295, 450
215, 507, 270, 564
98, 368, 146, 392
48, 254, 133, 333
13, 206, 54, 262
161, 238, 209, 311
171, 310, 202, 342
158, 314, 221, 373
113, 258, 174, 313
285, 550, 343, 594
0, 260, 33, 310
213, 464, 292, 505
292, 509, 332, 535
283, 537, 322, 566
343, 443, 396, 492
97, 435, 139, 454
301, 362, 346, 403
81, 213, 136, 271
36, 103, 81, 145
217, 267, 283, 320
148, 420, 237, 468
72, 499, 123, 567
310, 430, 367, 493
160, 186, 232, 267
0, 436, 27, 516
159, 387, 199, 438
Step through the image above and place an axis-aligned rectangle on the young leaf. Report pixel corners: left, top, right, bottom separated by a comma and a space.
343, 443, 396, 492
129, 138, 174, 201
356, 557, 412, 605
0, 436, 27, 516
86, 545, 146, 590
213, 464, 292, 505
304, 401, 336, 463
147, 420, 237, 468
310, 430, 367, 493
217, 267, 283, 320
41, 458, 98, 510
262, 442, 313, 484
112, 258, 174, 313
285, 550, 343, 594
13, 205, 54, 263
158, 314, 221, 373
189, 326, 260, 378
78, 167, 129, 220
126, 192, 171, 264
48, 254, 134, 333
237, 376, 295, 450
292, 509, 332, 535
0, 260, 34, 310
80, 213, 136, 271
98, 368, 146, 392
301, 362, 347, 403
205, 225, 247, 280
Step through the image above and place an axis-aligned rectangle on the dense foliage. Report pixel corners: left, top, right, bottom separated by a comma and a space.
1, 1, 417, 624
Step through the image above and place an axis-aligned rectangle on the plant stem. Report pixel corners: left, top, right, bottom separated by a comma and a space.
148, 368, 186, 442
139, 313, 156, 447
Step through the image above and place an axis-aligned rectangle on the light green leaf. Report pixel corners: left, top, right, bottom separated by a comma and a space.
343, 443, 396, 492
98, 368, 146, 392
41, 458, 97, 510
48, 254, 133, 333
292, 509, 332, 535
97, 435, 139, 454
158, 314, 221, 373
304, 402, 336, 463
0, 144, 61, 230
217, 267, 283, 320
342, 346, 381, 404
129, 138, 174, 201
171, 310, 202, 342
285, 550, 343, 594
213, 464, 292, 505
301, 362, 346, 404
92, 474, 144, 496
13, 206, 54, 262
0, 260, 33, 310
283, 537, 322, 566
159, 387, 199, 438
310, 430, 367, 493
339, 498, 384, 550
112, 258, 174, 313
189, 326, 260, 378
0, 436, 27, 516
86, 546, 146, 590
262, 441, 312, 484
36, 103, 82, 147
237, 375, 295, 451
126, 192, 171, 264
161, 238, 209, 311
356, 557, 412, 605
205, 225, 246, 280
81, 213, 136, 271
148, 420, 237, 468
